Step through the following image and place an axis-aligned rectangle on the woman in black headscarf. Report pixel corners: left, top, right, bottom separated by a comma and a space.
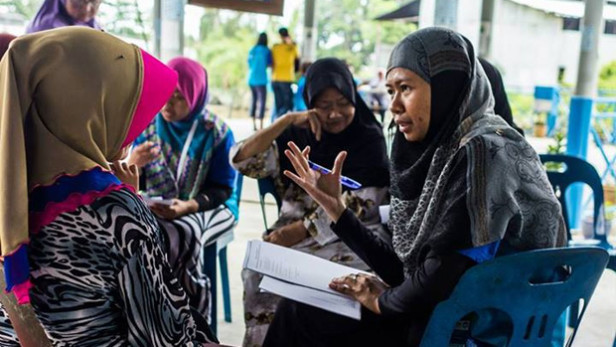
478, 57, 524, 135
271, 27, 566, 346
231, 58, 390, 346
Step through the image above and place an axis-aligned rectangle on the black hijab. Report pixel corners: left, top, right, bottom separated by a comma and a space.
477, 57, 524, 136
276, 58, 389, 189
389, 65, 471, 201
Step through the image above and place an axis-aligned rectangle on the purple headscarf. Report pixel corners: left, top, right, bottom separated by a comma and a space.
26, 0, 100, 34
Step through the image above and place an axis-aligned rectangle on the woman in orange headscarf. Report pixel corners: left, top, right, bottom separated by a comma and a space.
0, 27, 216, 345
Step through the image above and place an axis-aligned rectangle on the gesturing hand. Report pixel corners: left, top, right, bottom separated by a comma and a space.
329, 273, 389, 314
282, 141, 347, 222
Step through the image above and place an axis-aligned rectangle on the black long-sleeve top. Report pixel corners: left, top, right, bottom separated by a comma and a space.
332, 209, 476, 316
331, 210, 476, 344
329, 151, 479, 343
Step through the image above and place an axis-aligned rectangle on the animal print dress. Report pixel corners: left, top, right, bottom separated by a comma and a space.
26, 188, 214, 346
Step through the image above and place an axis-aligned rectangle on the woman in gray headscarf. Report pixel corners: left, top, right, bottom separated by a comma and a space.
265, 27, 566, 346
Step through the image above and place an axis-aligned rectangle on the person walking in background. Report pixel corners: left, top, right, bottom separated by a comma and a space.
271, 27, 299, 120
293, 61, 312, 112
248, 33, 272, 131
26, 0, 101, 33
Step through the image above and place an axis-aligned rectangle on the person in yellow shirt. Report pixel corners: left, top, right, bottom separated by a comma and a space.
271, 27, 300, 119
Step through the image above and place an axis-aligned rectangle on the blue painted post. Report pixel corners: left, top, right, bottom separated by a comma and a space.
566, 96, 594, 229
534, 86, 560, 136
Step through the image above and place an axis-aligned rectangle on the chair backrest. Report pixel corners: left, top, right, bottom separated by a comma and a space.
539, 154, 606, 243
257, 177, 282, 230
420, 247, 609, 347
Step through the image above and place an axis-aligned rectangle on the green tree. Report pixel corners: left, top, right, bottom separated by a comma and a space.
98, 0, 150, 43
316, 0, 416, 74
189, 7, 302, 110
188, 0, 414, 110
599, 60, 616, 93
0, 0, 41, 19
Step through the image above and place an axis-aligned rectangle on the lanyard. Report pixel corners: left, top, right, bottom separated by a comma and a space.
175, 118, 199, 184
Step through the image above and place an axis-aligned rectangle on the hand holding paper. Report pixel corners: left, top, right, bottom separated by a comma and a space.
330, 273, 388, 314
243, 240, 371, 320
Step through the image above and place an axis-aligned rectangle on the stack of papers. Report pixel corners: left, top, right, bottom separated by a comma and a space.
142, 196, 174, 207
243, 240, 368, 320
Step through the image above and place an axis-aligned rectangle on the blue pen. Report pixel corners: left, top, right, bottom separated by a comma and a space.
307, 160, 362, 189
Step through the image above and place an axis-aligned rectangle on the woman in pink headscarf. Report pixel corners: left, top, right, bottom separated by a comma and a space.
0, 27, 217, 345
128, 57, 238, 326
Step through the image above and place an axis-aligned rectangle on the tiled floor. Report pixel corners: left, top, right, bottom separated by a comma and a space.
213, 116, 616, 346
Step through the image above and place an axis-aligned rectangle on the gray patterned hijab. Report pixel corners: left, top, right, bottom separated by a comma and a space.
387, 27, 566, 276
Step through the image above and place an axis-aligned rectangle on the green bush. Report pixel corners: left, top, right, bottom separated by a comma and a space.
508, 92, 534, 130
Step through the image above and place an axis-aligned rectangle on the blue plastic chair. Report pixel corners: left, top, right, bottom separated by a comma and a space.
420, 247, 609, 347
257, 177, 282, 230
539, 154, 615, 266
539, 154, 615, 332
204, 174, 243, 334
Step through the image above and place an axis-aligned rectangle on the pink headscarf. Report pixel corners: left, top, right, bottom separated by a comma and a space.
167, 57, 209, 115
123, 50, 178, 147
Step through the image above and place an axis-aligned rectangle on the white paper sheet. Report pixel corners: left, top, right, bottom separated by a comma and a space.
243, 240, 369, 295
379, 205, 390, 224
259, 276, 361, 320
243, 240, 369, 319
142, 197, 174, 206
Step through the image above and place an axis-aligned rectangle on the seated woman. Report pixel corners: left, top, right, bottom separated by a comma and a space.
268, 27, 566, 346
127, 56, 238, 325
0, 27, 215, 345
231, 58, 390, 346
26, 0, 101, 33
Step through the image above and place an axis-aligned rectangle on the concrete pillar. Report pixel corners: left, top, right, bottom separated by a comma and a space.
160, 0, 185, 62
153, 0, 161, 58
302, 0, 317, 61
479, 0, 495, 59
419, 0, 435, 28
566, 0, 606, 229
434, 0, 458, 30
575, 0, 605, 97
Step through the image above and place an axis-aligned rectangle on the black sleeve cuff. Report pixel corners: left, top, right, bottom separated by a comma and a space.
330, 208, 356, 235
378, 289, 399, 316
195, 194, 211, 211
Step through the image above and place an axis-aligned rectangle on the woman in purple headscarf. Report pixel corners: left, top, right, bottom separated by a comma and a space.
26, 0, 101, 33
